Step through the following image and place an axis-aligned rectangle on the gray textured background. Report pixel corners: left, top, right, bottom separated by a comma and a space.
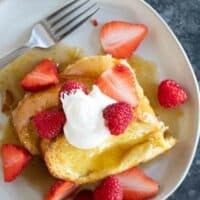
145, 0, 200, 199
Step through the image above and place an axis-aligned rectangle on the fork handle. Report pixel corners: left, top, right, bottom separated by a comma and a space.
0, 44, 31, 68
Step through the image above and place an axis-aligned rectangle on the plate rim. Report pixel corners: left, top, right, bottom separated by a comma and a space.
139, 0, 200, 199
0, 0, 199, 199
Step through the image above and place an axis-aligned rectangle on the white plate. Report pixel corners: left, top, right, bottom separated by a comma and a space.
0, 0, 199, 199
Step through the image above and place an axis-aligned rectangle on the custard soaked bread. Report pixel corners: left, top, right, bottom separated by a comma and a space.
12, 55, 176, 183
12, 86, 60, 155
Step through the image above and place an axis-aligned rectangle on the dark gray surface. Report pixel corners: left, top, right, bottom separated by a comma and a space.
145, 0, 200, 199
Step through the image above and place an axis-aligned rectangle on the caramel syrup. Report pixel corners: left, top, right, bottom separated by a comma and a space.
129, 56, 183, 135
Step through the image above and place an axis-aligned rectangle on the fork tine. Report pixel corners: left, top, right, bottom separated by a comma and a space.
46, 0, 77, 21
50, 0, 97, 33
56, 4, 99, 40
48, 0, 89, 26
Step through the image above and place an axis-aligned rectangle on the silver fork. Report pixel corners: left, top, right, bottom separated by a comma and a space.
0, 0, 99, 68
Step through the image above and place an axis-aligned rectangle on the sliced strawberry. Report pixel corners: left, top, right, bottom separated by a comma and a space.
21, 59, 59, 92
1, 144, 32, 182
116, 167, 159, 200
44, 180, 78, 200
100, 21, 148, 59
96, 64, 139, 107
33, 110, 66, 139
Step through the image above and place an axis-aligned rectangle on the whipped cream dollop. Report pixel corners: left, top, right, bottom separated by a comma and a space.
61, 85, 116, 149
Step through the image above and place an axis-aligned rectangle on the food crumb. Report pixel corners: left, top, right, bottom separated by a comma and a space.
91, 19, 98, 27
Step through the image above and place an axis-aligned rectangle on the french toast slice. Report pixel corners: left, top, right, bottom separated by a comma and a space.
44, 132, 175, 184
42, 56, 176, 183
12, 55, 176, 183
12, 86, 60, 155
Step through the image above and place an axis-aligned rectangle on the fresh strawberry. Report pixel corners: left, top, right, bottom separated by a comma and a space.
74, 190, 94, 200
33, 110, 66, 139
158, 79, 188, 108
94, 176, 123, 200
100, 21, 148, 59
44, 180, 78, 200
96, 64, 139, 107
1, 144, 32, 182
59, 80, 88, 98
116, 167, 159, 200
21, 59, 59, 92
103, 102, 133, 135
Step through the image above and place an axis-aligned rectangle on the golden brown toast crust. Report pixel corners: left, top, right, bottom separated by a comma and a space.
12, 86, 60, 155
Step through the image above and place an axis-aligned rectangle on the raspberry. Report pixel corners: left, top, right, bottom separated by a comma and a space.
158, 80, 188, 108
60, 80, 87, 97
74, 190, 93, 200
103, 102, 133, 135
94, 176, 122, 200
33, 110, 66, 139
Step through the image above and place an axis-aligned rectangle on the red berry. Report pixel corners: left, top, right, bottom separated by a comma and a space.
94, 176, 123, 200
44, 180, 78, 200
33, 110, 66, 139
21, 59, 59, 92
158, 79, 188, 108
1, 144, 32, 182
116, 167, 159, 200
100, 21, 148, 59
103, 102, 133, 135
74, 190, 93, 200
60, 80, 87, 97
96, 64, 139, 108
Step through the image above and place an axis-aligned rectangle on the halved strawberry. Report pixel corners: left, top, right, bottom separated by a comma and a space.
1, 144, 32, 182
96, 64, 139, 107
116, 167, 159, 200
21, 59, 59, 92
100, 21, 148, 59
44, 180, 78, 200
